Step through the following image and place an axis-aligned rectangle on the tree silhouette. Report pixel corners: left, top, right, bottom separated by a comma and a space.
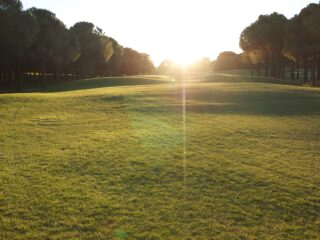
0, 1, 39, 90
240, 13, 287, 78
1, 1, 320, 91
213, 52, 244, 71
26, 8, 70, 88
0, 0, 22, 11
284, 3, 320, 84
0, 2, 156, 91
70, 22, 114, 78
105, 38, 124, 76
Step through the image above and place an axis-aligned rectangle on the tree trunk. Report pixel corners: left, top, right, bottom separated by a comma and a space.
269, 52, 277, 78
317, 54, 320, 83
281, 66, 285, 79
265, 64, 269, 77
55, 64, 61, 82
41, 63, 47, 89
0, 65, 6, 89
8, 67, 12, 88
15, 65, 22, 92
257, 66, 261, 77
311, 56, 316, 86
4, 66, 9, 88
296, 61, 300, 80
277, 59, 281, 79
278, 64, 282, 79
303, 61, 308, 83
265, 56, 270, 77
33, 72, 36, 86
290, 63, 295, 80
0, 66, 3, 86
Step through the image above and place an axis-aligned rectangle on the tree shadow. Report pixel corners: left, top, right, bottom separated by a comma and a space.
43, 77, 170, 93
184, 100, 320, 116
199, 72, 304, 86
128, 87, 320, 117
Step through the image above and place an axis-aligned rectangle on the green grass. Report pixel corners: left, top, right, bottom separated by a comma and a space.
45, 75, 173, 92
0, 72, 320, 239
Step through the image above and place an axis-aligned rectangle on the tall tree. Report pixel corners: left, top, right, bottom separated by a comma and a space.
48, 29, 80, 81
105, 38, 124, 76
240, 12, 287, 78
120, 48, 155, 75
214, 51, 243, 70
300, 3, 320, 84
284, 3, 320, 84
0, 0, 39, 89
71, 22, 114, 77
26, 8, 69, 87
0, 0, 22, 11
283, 16, 308, 81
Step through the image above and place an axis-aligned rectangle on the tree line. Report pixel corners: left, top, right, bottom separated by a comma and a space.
211, 51, 249, 71
0, 0, 155, 91
239, 3, 320, 85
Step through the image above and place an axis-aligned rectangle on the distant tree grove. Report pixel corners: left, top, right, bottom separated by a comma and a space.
0, 0, 155, 91
239, 3, 320, 85
212, 51, 250, 71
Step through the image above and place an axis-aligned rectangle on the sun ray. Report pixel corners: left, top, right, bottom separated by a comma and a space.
182, 67, 187, 186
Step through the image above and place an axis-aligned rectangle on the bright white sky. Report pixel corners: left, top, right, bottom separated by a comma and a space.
22, 0, 318, 66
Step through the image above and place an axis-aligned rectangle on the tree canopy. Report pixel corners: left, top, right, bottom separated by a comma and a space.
0, 0, 155, 91
239, 3, 320, 84
240, 12, 287, 78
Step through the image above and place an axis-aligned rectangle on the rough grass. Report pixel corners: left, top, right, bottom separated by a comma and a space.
0, 72, 320, 239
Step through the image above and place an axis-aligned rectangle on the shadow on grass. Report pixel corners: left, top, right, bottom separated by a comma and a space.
44, 76, 171, 93
126, 87, 320, 117
184, 100, 320, 116
199, 71, 304, 86
129, 100, 320, 117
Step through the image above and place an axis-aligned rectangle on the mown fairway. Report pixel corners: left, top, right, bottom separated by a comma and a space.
0, 73, 320, 239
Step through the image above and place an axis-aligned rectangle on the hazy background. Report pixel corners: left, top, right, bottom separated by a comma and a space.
22, 0, 318, 65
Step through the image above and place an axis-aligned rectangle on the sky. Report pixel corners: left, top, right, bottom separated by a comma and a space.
22, 0, 318, 66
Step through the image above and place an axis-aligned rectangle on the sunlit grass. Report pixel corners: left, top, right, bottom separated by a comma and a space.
0, 72, 319, 239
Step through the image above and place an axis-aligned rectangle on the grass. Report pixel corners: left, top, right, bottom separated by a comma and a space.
45, 75, 173, 92
0, 72, 319, 239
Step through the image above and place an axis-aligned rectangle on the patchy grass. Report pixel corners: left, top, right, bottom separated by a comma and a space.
0, 72, 320, 239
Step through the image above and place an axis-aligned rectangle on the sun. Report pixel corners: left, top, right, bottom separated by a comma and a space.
152, 32, 216, 67
171, 55, 195, 67
169, 50, 201, 67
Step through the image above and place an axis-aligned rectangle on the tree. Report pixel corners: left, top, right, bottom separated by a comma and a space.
157, 60, 183, 79
213, 52, 243, 70
284, 3, 320, 84
299, 3, 320, 84
0, 0, 22, 11
71, 22, 114, 78
96, 35, 114, 75
0, 1, 39, 89
240, 12, 287, 78
138, 53, 155, 74
283, 16, 307, 81
51, 30, 80, 81
121, 48, 140, 75
26, 8, 69, 88
105, 38, 124, 76
188, 57, 211, 72
120, 48, 154, 75
0, 1, 156, 91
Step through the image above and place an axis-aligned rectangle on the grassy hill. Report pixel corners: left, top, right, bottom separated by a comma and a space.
0, 72, 319, 239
